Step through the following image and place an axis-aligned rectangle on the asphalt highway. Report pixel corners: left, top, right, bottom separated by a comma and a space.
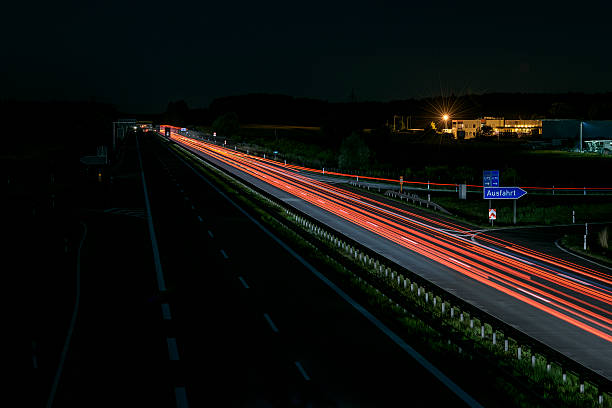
140, 134, 475, 406
170, 133, 612, 381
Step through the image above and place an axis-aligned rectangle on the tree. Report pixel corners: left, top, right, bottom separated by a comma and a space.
480, 125, 493, 137
212, 112, 240, 136
338, 132, 370, 170
164, 100, 189, 124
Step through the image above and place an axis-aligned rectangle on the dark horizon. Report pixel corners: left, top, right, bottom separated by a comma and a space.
3, 1, 612, 113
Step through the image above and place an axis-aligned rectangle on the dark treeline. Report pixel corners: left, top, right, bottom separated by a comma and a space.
2, 100, 118, 190
158, 92, 612, 129
3, 100, 117, 156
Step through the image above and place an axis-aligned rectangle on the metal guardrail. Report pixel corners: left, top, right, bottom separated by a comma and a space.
348, 181, 452, 214
169, 136, 612, 402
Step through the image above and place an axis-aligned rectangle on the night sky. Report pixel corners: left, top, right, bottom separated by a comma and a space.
3, 1, 612, 113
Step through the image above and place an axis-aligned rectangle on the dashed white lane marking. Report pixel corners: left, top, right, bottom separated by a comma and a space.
294, 361, 310, 381
448, 257, 471, 268
263, 313, 279, 333
220, 249, 228, 259
32, 341, 38, 369
401, 236, 417, 245
161, 303, 172, 320
169, 142, 484, 408
175, 386, 189, 408
559, 273, 593, 286
197, 216, 203, 222
238, 276, 249, 289
516, 287, 551, 303
208, 230, 214, 238
167, 338, 179, 360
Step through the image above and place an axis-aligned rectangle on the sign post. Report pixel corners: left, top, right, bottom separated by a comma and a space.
489, 208, 496, 226
483, 170, 526, 225
400, 176, 403, 193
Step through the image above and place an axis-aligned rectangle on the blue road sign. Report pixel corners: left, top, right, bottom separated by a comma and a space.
483, 187, 527, 200
483, 170, 499, 187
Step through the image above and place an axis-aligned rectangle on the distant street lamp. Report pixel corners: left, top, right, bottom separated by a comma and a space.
442, 114, 449, 129
579, 121, 583, 153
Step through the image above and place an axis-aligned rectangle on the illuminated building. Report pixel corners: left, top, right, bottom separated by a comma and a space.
451, 117, 542, 139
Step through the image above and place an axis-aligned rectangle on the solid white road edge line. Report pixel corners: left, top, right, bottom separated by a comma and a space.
554, 240, 612, 272
136, 135, 167, 292
46, 222, 87, 408
168, 145, 484, 408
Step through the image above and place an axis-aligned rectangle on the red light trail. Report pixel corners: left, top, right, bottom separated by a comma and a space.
170, 133, 612, 343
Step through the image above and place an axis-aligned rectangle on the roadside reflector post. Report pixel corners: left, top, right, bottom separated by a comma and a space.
492, 332, 496, 345
470, 319, 474, 328
505, 339, 508, 352
517, 347, 522, 360
572, 210, 575, 223
546, 363, 551, 372
563, 372, 567, 383
481, 325, 485, 338
532, 355, 536, 367
450, 307, 454, 318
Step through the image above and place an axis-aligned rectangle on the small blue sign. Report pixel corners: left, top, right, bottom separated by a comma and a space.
483, 187, 527, 200
483, 170, 500, 187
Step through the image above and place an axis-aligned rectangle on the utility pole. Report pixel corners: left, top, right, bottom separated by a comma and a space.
579, 121, 583, 152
